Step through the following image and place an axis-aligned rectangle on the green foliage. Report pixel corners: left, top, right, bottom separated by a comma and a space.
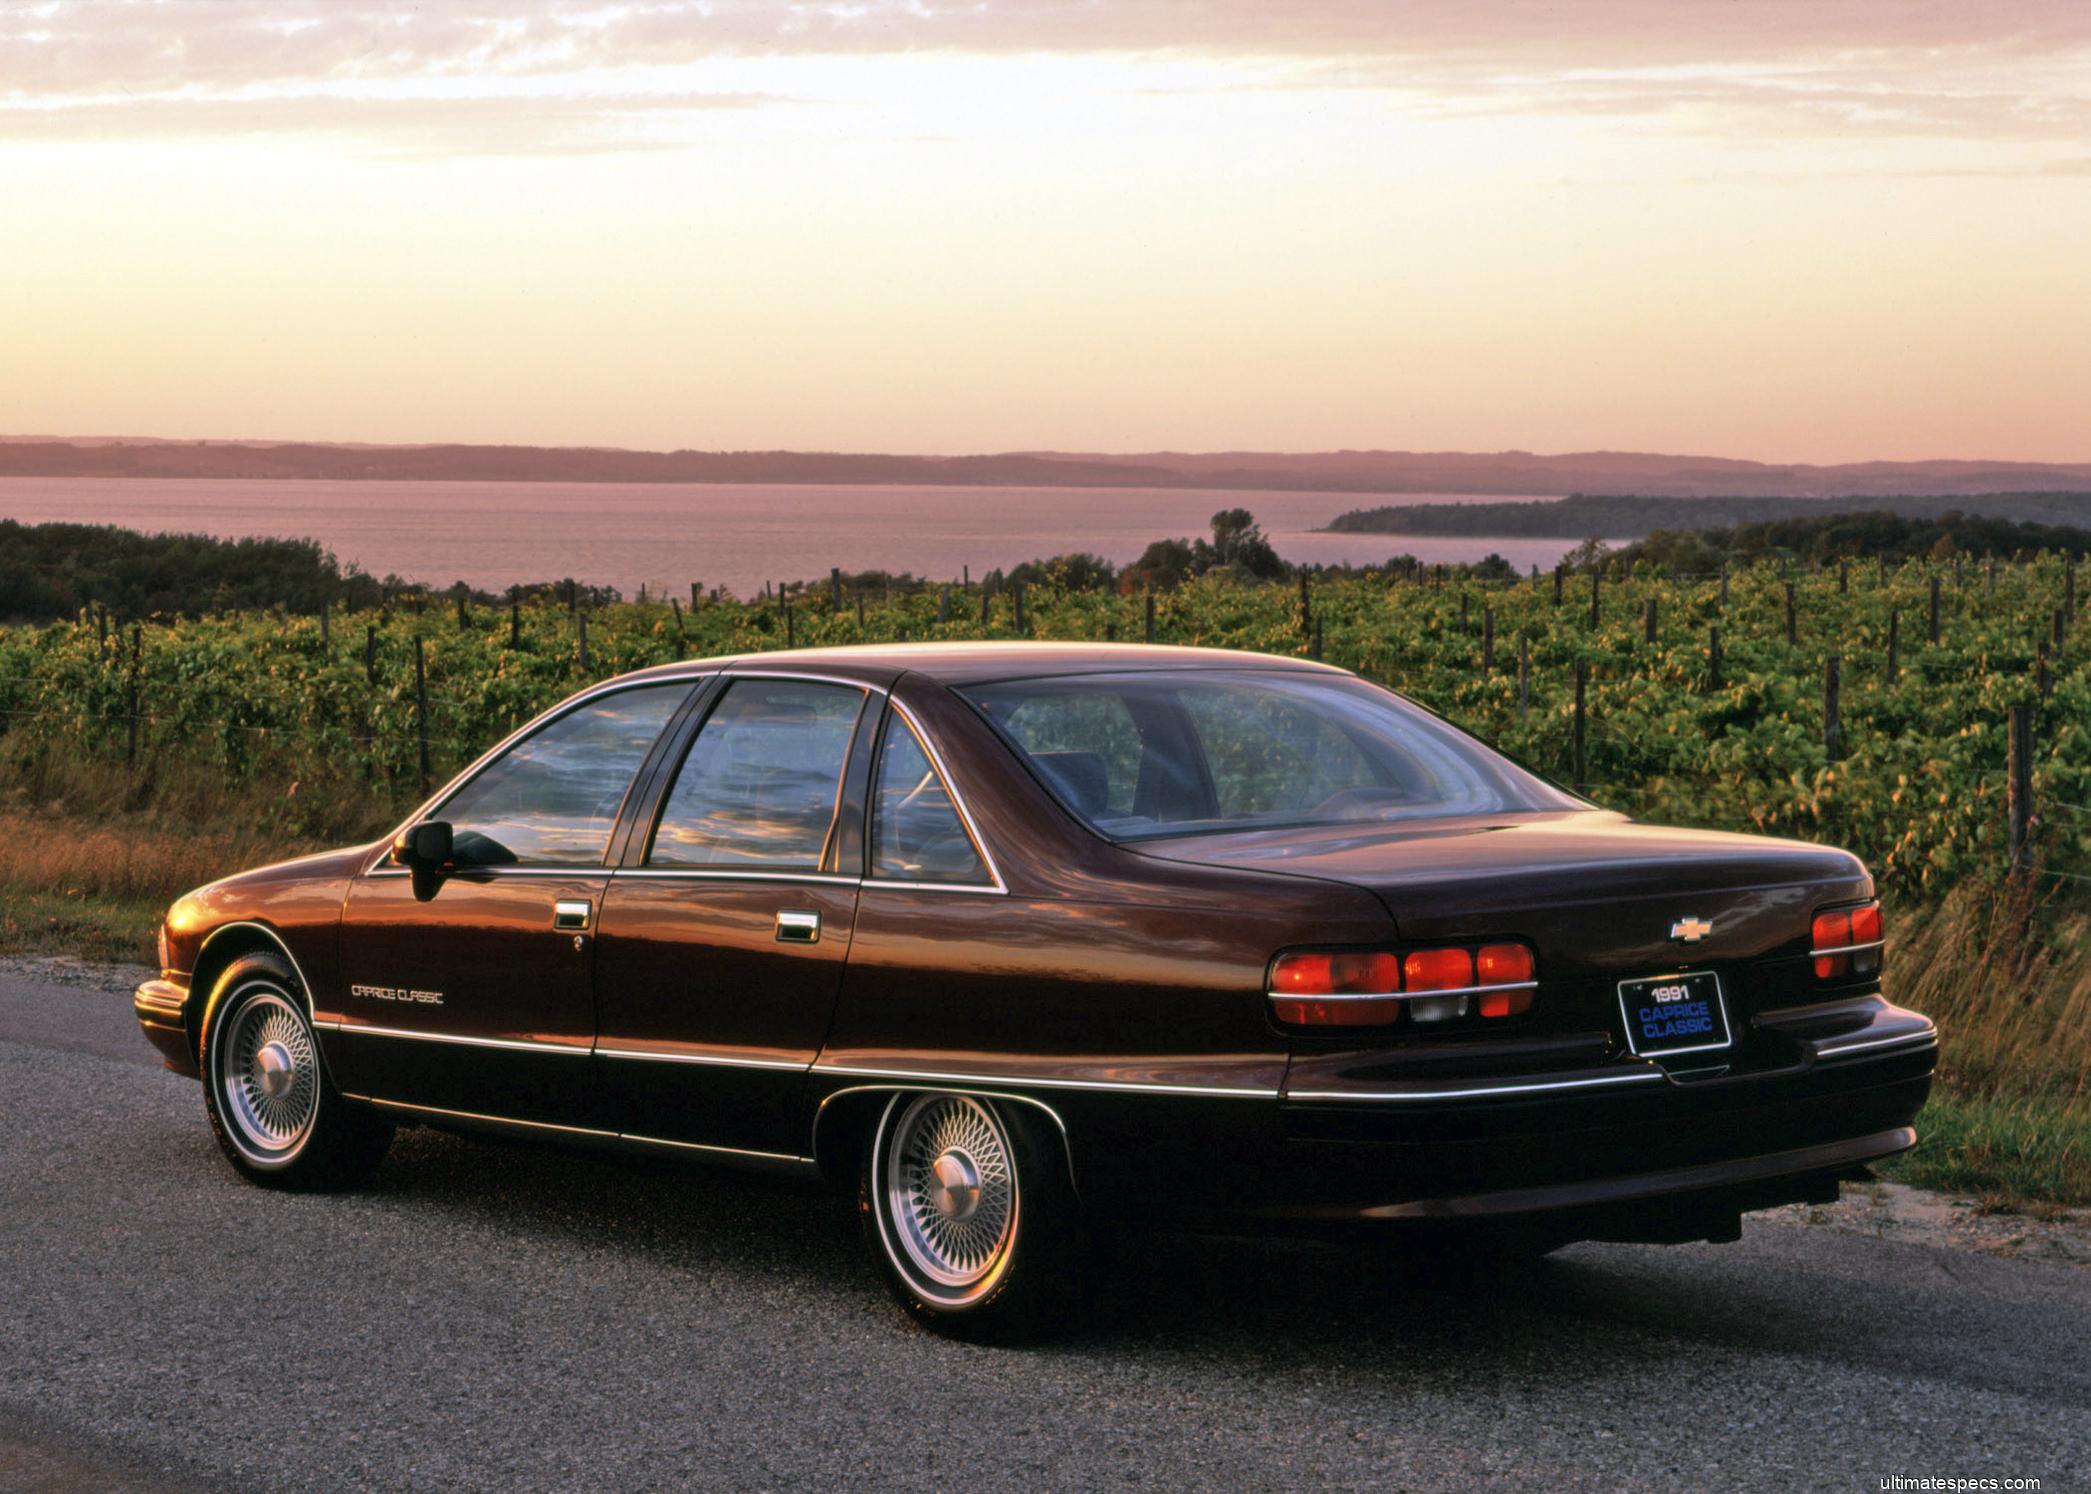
0, 555, 2084, 897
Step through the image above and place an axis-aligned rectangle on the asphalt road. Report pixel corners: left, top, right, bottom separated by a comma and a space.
0, 965, 2084, 1492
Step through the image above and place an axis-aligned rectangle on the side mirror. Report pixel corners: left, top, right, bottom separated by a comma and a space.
391, 820, 453, 870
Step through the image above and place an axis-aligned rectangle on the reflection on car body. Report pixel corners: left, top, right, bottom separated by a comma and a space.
134, 643, 1936, 1338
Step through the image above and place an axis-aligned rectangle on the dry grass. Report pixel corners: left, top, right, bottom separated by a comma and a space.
1877, 877, 2091, 1209
0, 741, 395, 962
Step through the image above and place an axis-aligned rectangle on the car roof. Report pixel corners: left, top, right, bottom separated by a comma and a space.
618, 641, 1350, 688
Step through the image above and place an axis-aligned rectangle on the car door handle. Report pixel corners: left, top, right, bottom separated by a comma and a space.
775, 909, 820, 944
553, 899, 593, 932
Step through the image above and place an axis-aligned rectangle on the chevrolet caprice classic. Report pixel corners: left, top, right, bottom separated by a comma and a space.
135, 643, 1936, 1337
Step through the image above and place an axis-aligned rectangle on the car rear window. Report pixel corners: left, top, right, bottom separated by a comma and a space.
961, 670, 1573, 841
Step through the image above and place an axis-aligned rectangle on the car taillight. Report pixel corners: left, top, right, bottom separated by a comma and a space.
1269, 942, 1536, 1028
1811, 900, 1884, 979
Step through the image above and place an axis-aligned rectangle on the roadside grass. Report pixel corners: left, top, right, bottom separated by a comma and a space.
0, 745, 2081, 1212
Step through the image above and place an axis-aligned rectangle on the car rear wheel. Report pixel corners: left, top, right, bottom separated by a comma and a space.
859, 1092, 1082, 1340
201, 953, 393, 1190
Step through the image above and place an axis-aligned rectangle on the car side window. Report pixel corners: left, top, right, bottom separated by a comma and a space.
435, 684, 688, 866
870, 716, 989, 885
649, 679, 867, 869
992, 691, 1142, 821
1179, 685, 1384, 817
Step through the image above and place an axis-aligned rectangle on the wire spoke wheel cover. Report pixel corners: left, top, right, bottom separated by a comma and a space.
213, 985, 319, 1164
879, 1094, 1020, 1304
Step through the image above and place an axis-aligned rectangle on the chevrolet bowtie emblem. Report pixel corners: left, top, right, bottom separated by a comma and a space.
1670, 917, 1714, 943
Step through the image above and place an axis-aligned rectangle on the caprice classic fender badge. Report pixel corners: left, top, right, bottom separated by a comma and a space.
1670, 916, 1714, 944
349, 983, 444, 1005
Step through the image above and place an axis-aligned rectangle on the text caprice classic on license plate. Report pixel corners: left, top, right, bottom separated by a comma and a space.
1616, 970, 1733, 1057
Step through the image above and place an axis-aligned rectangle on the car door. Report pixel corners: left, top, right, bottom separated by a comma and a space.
592, 673, 876, 1158
331, 680, 697, 1129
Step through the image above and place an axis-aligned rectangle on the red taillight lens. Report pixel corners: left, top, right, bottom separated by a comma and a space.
1403, 947, 1474, 992
1476, 943, 1534, 986
1269, 949, 1402, 1027
1270, 950, 1401, 996
1478, 987, 1534, 1019
1812, 901, 1882, 980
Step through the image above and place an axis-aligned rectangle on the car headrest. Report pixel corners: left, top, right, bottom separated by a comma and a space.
1033, 750, 1109, 820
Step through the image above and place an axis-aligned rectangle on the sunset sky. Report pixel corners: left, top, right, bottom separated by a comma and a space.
2, 1, 2088, 461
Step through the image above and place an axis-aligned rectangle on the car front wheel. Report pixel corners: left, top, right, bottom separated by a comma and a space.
200, 953, 393, 1190
860, 1092, 1082, 1340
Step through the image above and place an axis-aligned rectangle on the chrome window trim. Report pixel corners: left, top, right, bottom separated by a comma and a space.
1284, 1069, 1667, 1103
369, 672, 715, 877
813, 1061, 1275, 1099
875, 695, 1007, 895
314, 1020, 592, 1055
595, 1046, 810, 1071
365, 865, 616, 880
612, 868, 861, 887
724, 669, 891, 697
1268, 979, 1539, 1004
861, 878, 1006, 895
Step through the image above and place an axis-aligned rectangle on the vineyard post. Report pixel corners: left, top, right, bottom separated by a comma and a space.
1106, 622, 1118, 643
980, 589, 991, 629
510, 597, 521, 649
1459, 591, 1469, 636
1838, 562, 1848, 595
1643, 596, 1656, 644
2055, 607, 2067, 652
1887, 609, 1900, 682
567, 580, 577, 616
1708, 625, 1722, 690
2037, 642, 2052, 701
938, 585, 950, 624
455, 586, 469, 632
670, 598, 686, 660
1482, 605, 1494, 671
2007, 702, 2033, 873
1517, 636, 1530, 721
691, 582, 700, 611
1013, 582, 1026, 633
1823, 655, 1841, 763
832, 568, 843, 614
1954, 556, 1964, 590
1784, 582, 1797, 646
413, 635, 431, 799
95, 605, 107, 651
858, 591, 867, 628
1553, 565, 1563, 606
1928, 575, 1941, 645
1311, 618, 1325, 662
364, 624, 378, 685
320, 600, 330, 652
2067, 559, 2077, 624
125, 624, 141, 770
578, 611, 591, 671
1572, 661, 1588, 795
1145, 593, 1156, 644
1299, 574, 1312, 637
784, 595, 795, 649
1588, 570, 1600, 629
1987, 559, 1996, 594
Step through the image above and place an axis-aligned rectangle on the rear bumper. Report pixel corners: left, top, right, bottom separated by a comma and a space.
133, 977, 197, 1077
1073, 994, 1935, 1234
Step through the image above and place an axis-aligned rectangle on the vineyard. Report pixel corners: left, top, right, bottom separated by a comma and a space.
1, 554, 2083, 899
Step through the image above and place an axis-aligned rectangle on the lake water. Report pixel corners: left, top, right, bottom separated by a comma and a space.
0, 477, 1593, 599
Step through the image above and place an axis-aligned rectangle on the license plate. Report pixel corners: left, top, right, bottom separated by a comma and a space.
1617, 970, 1732, 1058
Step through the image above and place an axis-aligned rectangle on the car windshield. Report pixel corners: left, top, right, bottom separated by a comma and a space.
961, 669, 1576, 841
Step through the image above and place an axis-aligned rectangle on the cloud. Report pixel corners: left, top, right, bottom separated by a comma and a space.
3, 0, 2088, 155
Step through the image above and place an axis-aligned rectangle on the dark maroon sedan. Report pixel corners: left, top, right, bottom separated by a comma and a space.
136, 643, 1935, 1336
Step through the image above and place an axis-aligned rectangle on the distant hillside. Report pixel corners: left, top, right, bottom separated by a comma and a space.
6, 437, 2091, 498
1325, 492, 2091, 536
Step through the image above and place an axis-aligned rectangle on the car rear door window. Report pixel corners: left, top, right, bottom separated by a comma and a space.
648, 679, 867, 869
436, 684, 689, 865
870, 717, 988, 885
